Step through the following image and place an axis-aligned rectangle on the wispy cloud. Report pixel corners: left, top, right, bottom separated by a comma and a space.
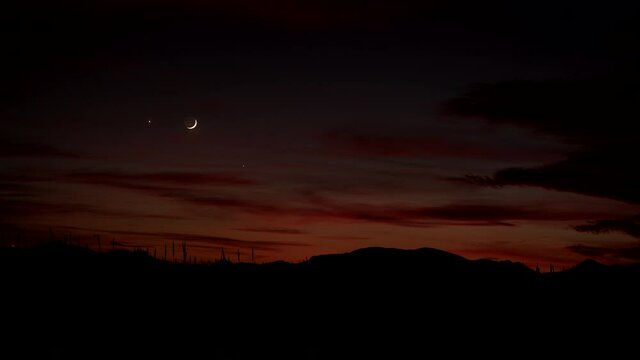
574, 218, 640, 239
234, 227, 308, 235
55, 225, 308, 251
184, 193, 607, 227
315, 235, 371, 240
0, 140, 83, 159
0, 199, 182, 220
65, 171, 257, 186
567, 244, 640, 262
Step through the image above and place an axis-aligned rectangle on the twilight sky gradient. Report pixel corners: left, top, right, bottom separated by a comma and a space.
3, 1, 640, 265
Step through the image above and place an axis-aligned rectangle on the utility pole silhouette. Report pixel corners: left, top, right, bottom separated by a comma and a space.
252, 248, 255, 264
96, 235, 102, 252
164, 241, 167, 261
221, 247, 226, 261
182, 241, 187, 263
112, 238, 116, 250
237, 249, 240, 263
172, 241, 176, 262
535, 264, 540, 273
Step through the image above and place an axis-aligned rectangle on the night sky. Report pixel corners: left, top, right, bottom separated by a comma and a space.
3, 1, 640, 265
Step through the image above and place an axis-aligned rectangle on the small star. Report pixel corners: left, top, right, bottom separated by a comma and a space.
242, 164, 246, 168
147, 120, 152, 124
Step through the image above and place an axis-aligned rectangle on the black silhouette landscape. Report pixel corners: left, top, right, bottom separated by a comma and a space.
5, 1, 640, 358
4, 243, 640, 359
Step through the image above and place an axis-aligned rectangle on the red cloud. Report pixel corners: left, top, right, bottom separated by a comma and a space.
234, 227, 308, 235
185, 193, 608, 227
54, 226, 307, 252
0, 199, 182, 220
65, 172, 256, 186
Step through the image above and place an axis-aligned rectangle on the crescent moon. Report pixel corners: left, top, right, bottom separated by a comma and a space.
187, 119, 198, 130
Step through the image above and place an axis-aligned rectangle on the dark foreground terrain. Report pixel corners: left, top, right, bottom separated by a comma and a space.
2, 243, 640, 359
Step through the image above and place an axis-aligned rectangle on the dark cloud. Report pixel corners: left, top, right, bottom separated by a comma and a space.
56, 226, 307, 251
186, 193, 606, 227
1, 166, 611, 229
441, 79, 640, 144
234, 227, 308, 235
567, 244, 640, 262
65, 171, 257, 187
0, 199, 181, 220
0, 141, 82, 159
364, 203, 604, 226
0, 200, 103, 218
453, 148, 640, 204
574, 218, 640, 239
0, 182, 37, 198
155, 232, 308, 251
0, 171, 256, 199
186, 196, 282, 214
315, 235, 371, 240
443, 79, 640, 204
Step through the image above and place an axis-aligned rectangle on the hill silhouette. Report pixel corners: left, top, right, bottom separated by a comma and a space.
3, 243, 640, 359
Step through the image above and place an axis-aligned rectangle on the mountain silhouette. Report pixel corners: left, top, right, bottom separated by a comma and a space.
3, 243, 640, 359
567, 258, 606, 273
307, 246, 468, 267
